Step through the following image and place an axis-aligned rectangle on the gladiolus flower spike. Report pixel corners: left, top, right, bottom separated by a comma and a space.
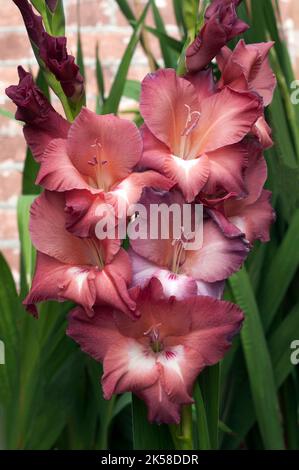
7, 0, 276, 425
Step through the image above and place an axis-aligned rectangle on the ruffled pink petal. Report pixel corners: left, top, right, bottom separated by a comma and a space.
196, 280, 225, 299
139, 124, 171, 172
66, 108, 142, 188
36, 138, 93, 192
163, 154, 210, 202
189, 87, 262, 155
137, 380, 183, 424
96, 249, 136, 316
67, 306, 158, 396
140, 69, 198, 154
182, 219, 249, 282
64, 171, 173, 238
218, 40, 276, 106
252, 116, 273, 149
242, 151, 267, 205
129, 189, 184, 268
65, 189, 108, 238
245, 42, 276, 106
203, 142, 248, 196
23, 112, 70, 162
227, 190, 275, 243
102, 340, 159, 399
24, 252, 97, 316
130, 250, 198, 301
29, 191, 96, 265
108, 170, 174, 216
177, 295, 244, 366
67, 305, 126, 361
217, 44, 252, 89
206, 207, 244, 238
216, 45, 233, 71
185, 68, 216, 103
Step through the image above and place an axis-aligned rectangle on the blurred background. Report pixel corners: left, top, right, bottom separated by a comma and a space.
0, 0, 298, 281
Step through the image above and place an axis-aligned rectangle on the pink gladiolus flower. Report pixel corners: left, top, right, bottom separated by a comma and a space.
5, 67, 70, 161
140, 68, 262, 202
252, 116, 273, 149
24, 191, 136, 317
129, 189, 249, 300
186, 0, 248, 73
206, 150, 275, 243
217, 40, 276, 106
36, 107, 173, 237
67, 280, 244, 424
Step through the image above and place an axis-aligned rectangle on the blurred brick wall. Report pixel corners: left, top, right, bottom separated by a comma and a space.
0, 0, 297, 281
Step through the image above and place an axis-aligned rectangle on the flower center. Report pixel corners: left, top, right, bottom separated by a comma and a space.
89, 138, 109, 191
171, 238, 185, 274
87, 238, 105, 269
179, 104, 201, 160
170, 225, 191, 274
144, 323, 164, 353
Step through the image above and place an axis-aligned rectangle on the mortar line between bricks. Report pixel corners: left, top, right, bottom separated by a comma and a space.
0, 24, 178, 35
0, 162, 24, 172
0, 202, 17, 210
0, 56, 152, 68
0, 240, 20, 249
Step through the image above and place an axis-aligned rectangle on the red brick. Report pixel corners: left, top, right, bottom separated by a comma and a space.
67, 0, 118, 27
0, 136, 26, 163
0, 2, 25, 27
0, 209, 18, 240
0, 171, 22, 202
0, 33, 32, 60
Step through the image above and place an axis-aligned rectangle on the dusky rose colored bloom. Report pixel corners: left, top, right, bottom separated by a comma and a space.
252, 115, 273, 149
140, 68, 262, 202
217, 40, 276, 106
184, 68, 216, 103
186, 0, 248, 73
5, 66, 69, 161
13, 0, 44, 48
24, 191, 136, 317
67, 280, 244, 424
206, 149, 275, 243
36, 107, 173, 237
39, 33, 84, 100
129, 189, 249, 300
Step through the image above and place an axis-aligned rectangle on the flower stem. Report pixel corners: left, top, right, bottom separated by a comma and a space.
170, 404, 193, 450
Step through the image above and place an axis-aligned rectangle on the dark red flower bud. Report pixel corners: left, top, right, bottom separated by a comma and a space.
39, 32, 84, 100
186, 0, 248, 72
13, 0, 44, 48
5, 66, 69, 161
46, 0, 58, 12
205, 0, 242, 18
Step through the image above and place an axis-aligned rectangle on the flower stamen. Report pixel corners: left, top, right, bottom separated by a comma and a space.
179, 104, 201, 159
90, 139, 109, 190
